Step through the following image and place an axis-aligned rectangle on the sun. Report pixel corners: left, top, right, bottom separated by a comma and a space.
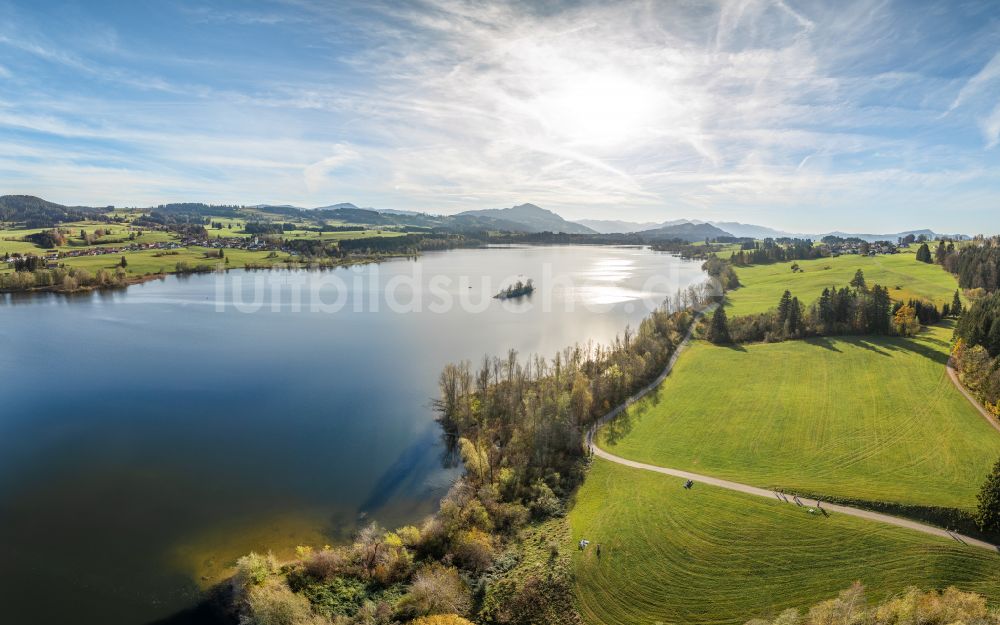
533, 70, 660, 147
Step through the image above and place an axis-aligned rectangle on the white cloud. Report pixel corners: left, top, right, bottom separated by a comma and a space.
0, 0, 998, 232
949, 51, 1000, 112
981, 104, 1000, 149
303, 145, 362, 193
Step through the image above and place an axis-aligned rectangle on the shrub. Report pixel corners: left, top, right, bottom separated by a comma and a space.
529, 481, 563, 519
395, 564, 470, 620
244, 578, 324, 625
303, 547, 351, 580
297, 575, 366, 618
235, 551, 278, 589
449, 528, 494, 573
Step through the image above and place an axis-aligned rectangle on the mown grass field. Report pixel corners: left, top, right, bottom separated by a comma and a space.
598, 323, 1000, 510
570, 459, 1000, 625
726, 252, 962, 316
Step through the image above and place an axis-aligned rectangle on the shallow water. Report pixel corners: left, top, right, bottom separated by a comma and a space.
0, 245, 704, 624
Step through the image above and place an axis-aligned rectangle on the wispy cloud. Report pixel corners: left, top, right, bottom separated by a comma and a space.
0, 0, 999, 232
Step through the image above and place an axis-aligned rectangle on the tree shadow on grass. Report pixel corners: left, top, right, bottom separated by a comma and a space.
880, 337, 950, 366
919, 333, 951, 348
603, 407, 634, 446
804, 336, 842, 353
720, 342, 747, 352
844, 337, 892, 357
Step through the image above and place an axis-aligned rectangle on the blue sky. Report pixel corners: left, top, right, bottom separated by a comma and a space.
1, 0, 1000, 233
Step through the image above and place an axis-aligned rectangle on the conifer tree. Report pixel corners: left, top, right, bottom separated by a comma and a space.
988, 319, 1000, 358
952, 290, 963, 317
851, 269, 866, 290
976, 457, 1000, 533
787, 296, 803, 336
935, 241, 947, 264
708, 306, 731, 344
818, 288, 835, 330
777, 290, 793, 324
915, 243, 932, 263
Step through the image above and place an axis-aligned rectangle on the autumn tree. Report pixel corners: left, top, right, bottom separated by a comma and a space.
893, 304, 920, 337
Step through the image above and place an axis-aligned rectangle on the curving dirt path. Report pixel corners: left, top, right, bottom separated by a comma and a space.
947, 362, 1000, 434
588, 311, 999, 553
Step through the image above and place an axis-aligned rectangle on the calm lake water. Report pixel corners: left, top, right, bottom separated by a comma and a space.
0, 245, 704, 625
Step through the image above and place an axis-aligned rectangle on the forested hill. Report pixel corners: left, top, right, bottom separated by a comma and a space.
0, 195, 102, 227
455, 203, 598, 234
638, 221, 733, 242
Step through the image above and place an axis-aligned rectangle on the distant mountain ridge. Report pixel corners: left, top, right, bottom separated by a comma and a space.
456, 203, 597, 234
569, 215, 969, 242
638, 222, 733, 242
577, 218, 662, 233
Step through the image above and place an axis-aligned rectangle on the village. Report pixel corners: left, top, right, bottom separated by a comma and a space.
2, 231, 286, 269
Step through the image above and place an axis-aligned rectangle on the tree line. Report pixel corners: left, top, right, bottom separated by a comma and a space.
0, 265, 129, 292
728, 238, 824, 266
948, 237, 1000, 292
952, 291, 1000, 425
708, 269, 953, 344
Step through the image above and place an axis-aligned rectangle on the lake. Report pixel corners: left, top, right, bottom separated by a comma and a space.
0, 245, 705, 625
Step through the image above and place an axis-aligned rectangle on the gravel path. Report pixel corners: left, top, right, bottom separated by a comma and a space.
947, 361, 1000, 434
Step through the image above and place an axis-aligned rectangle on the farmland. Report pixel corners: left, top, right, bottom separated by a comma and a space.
597, 323, 1000, 510
726, 251, 963, 316
571, 459, 1000, 625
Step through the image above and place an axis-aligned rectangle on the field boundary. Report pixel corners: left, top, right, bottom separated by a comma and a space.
947, 361, 1000, 434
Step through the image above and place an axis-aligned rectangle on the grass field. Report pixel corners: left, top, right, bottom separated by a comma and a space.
726, 252, 962, 316
0, 219, 407, 280
597, 323, 1000, 511
570, 459, 1000, 625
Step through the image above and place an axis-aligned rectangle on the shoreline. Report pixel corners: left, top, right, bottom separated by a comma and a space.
0, 252, 412, 296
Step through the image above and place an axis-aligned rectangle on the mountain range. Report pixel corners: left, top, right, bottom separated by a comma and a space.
0, 195, 969, 241
573, 215, 967, 242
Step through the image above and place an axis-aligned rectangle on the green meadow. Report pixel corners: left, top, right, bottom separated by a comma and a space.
570, 459, 1000, 625
726, 252, 962, 316
0, 218, 406, 280
597, 323, 1000, 510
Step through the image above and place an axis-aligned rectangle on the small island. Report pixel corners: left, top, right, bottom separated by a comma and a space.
494, 278, 535, 299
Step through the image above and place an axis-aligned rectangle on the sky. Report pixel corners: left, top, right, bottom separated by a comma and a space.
1, 0, 1000, 234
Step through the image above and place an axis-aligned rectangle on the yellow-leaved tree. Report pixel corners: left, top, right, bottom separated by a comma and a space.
893, 304, 920, 337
